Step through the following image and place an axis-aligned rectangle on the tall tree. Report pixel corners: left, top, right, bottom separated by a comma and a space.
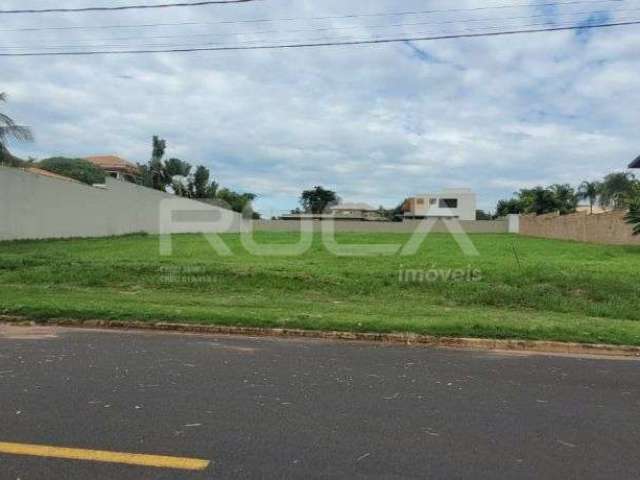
191, 165, 218, 199
149, 136, 167, 191
164, 157, 191, 178
549, 183, 578, 215
0, 92, 32, 165
577, 181, 601, 214
527, 187, 558, 215
300, 186, 339, 214
495, 198, 524, 217
599, 172, 638, 209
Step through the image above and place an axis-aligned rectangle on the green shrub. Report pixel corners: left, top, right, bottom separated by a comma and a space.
625, 200, 640, 236
38, 157, 105, 185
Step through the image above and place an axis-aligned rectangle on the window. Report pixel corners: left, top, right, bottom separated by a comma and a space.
416, 198, 425, 206
439, 198, 458, 209
429, 198, 437, 206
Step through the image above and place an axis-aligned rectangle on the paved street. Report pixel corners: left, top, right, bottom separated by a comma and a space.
0, 325, 639, 479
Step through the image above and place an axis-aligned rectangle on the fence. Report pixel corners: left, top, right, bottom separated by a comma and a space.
520, 211, 640, 245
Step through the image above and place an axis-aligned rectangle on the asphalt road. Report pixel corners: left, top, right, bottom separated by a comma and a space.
0, 325, 639, 480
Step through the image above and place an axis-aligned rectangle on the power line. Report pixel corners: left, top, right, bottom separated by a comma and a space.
2, 7, 637, 50
0, 0, 627, 29
0, 18, 637, 56
0, 0, 259, 15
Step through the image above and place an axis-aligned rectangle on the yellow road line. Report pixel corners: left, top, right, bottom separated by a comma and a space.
0, 441, 210, 471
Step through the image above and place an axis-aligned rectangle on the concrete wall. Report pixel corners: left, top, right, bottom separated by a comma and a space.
507, 214, 520, 234
520, 211, 640, 245
0, 167, 510, 241
0, 166, 246, 241
254, 219, 509, 234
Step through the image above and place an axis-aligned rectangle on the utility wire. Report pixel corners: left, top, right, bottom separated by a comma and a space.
2, 7, 637, 49
0, 0, 259, 15
0, 0, 627, 29
0, 18, 637, 56
7, 15, 634, 51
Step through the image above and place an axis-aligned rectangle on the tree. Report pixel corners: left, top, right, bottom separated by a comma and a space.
513, 187, 559, 215
147, 136, 168, 191
190, 165, 218, 199
0, 92, 32, 165
476, 209, 492, 220
140, 137, 196, 193
599, 172, 638, 209
216, 188, 259, 218
163, 158, 192, 197
192, 165, 210, 198
300, 186, 339, 214
164, 158, 191, 178
625, 199, 640, 236
577, 181, 601, 214
495, 198, 524, 217
549, 183, 577, 215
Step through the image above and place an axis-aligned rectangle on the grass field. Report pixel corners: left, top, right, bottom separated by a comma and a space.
1, 232, 640, 345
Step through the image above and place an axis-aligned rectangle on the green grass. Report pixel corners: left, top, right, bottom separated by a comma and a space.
1, 232, 640, 345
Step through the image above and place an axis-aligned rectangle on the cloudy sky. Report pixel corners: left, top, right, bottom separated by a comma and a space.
1, 0, 639, 215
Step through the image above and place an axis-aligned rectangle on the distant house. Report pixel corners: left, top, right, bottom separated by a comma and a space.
329, 202, 382, 221
402, 188, 477, 221
86, 155, 141, 183
280, 202, 384, 221
629, 155, 640, 169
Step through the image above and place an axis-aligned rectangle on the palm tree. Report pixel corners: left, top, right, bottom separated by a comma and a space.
577, 181, 601, 214
625, 200, 640, 236
0, 92, 32, 165
149, 135, 167, 191
550, 183, 578, 215
521, 186, 557, 215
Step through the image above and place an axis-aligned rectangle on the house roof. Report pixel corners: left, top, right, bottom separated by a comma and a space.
629, 155, 640, 169
86, 155, 141, 175
331, 202, 377, 211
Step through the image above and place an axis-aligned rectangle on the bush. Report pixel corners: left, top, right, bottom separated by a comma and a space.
38, 157, 105, 185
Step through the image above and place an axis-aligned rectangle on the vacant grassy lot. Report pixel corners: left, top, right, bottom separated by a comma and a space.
1, 232, 640, 345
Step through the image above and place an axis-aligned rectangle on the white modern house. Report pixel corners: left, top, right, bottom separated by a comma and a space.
402, 188, 477, 221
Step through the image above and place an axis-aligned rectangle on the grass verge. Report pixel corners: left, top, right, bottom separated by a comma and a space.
1, 232, 640, 345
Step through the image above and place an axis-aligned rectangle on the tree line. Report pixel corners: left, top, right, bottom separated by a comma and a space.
0, 92, 258, 218
1, 91, 638, 229
495, 172, 640, 217
138, 136, 258, 217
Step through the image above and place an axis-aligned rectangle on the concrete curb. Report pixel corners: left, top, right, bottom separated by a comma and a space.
2, 315, 640, 358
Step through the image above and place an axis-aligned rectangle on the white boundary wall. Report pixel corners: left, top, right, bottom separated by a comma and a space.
0, 167, 512, 241
0, 166, 247, 241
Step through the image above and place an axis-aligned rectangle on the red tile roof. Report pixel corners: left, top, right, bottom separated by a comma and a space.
86, 155, 141, 175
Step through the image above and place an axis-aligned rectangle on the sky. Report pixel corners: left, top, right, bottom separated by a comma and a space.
1, 0, 640, 216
